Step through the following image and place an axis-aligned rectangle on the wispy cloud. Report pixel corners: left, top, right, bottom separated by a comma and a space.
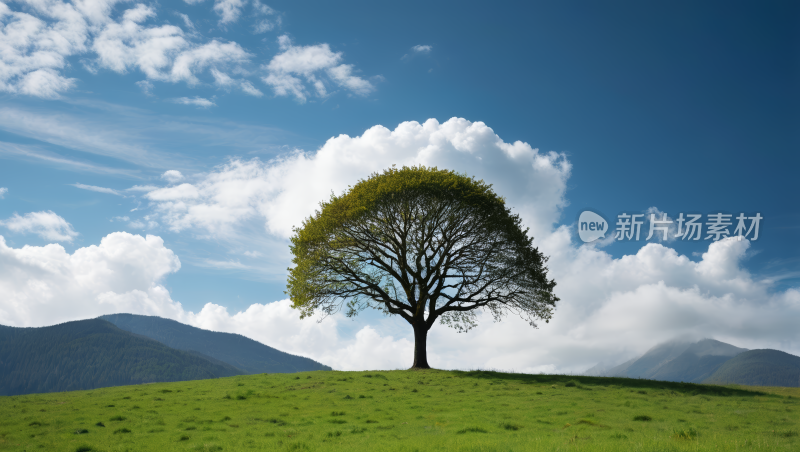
126, 185, 160, 192
0, 106, 183, 170
0, 142, 142, 177
196, 258, 253, 270
402, 45, 433, 60
0, 101, 303, 172
71, 183, 122, 196
253, 0, 281, 33
170, 97, 216, 108
136, 80, 155, 96
0, 187, 7, 199
0, 211, 78, 242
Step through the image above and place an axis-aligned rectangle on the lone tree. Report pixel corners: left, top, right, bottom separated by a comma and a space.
287, 166, 558, 369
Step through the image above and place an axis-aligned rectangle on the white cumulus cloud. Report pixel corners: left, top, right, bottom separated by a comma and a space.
0, 0, 268, 99
213, 0, 246, 24
0, 187, 7, 198
262, 35, 374, 102
144, 117, 570, 242
0, 211, 78, 242
161, 170, 184, 183
0, 232, 181, 326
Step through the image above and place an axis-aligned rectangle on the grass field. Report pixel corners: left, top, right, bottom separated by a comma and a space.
1, 370, 798, 451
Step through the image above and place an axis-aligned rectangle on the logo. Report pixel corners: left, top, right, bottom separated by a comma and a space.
578, 211, 607, 243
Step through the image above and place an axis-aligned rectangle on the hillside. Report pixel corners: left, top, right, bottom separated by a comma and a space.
704, 349, 800, 387
0, 319, 243, 396
100, 313, 332, 373
0, 370, 797, 451
649, 339, 747, 383
622, 339, 693, 378
588, 338, 800, 387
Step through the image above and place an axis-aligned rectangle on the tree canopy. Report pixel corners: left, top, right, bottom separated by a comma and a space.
287, 166, 558, 368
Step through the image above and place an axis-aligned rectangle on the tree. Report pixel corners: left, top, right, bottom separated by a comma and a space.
287, 166, 558, 369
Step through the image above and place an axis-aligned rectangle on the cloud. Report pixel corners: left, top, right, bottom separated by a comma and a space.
0, 106, 187, 169
170, 96, 215, 108
135, 80, 154, 96
145, 117, 570, 242
0, 142, 140, 176
126, 185, 159, 192
0, 211, 78, 242
426, 234, 800, 373
1, 1, 252, 98
161, 170, 184, 183
214, 0, 246, 24
239, 80, 263, 97
2, 2, 371, 103
253, 0, 280, 33
0, 232, 182, 326
402, 44, 433, 61
196, 258, 251, 270
70, 182, 121, 195
0, 187, 6, 198
262, 35, 374, 102
0, 102, 295, 171
0, 0, 87, 98
211, 68, 263, 96
176, 13, 195, 31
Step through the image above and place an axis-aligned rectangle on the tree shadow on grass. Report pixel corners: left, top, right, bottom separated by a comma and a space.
450, 370, 768, 397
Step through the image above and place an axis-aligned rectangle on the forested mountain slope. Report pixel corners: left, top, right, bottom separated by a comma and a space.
100, 313, 332, 373
0, 319, 243, 396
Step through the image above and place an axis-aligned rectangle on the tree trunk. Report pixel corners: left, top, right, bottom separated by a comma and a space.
411, 324, 431, 369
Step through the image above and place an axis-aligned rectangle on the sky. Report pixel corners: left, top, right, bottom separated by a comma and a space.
0, 0, 798, 373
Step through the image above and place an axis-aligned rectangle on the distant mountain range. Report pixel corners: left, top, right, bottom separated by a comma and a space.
0, 314, 331, 396
100, 314, 330, 374
586, 338, 800, 387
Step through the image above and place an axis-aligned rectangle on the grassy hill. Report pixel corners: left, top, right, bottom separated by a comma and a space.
100, 314, 332, 374
0, 370, 797, 451
704, 349, 800, 388
0, 319, 243, 396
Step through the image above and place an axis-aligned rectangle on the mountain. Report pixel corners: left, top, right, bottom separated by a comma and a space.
0, 319, 243, 396
622, 339, 694, 378
586, 338, 800, 387
649, 339, 747, 383
703, 349, 800, 387
100, 313, 332, 373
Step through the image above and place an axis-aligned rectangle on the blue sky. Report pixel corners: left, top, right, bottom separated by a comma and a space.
1, 0, 798, 371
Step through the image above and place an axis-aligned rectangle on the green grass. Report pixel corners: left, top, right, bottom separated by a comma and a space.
0, 370, 798, 451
